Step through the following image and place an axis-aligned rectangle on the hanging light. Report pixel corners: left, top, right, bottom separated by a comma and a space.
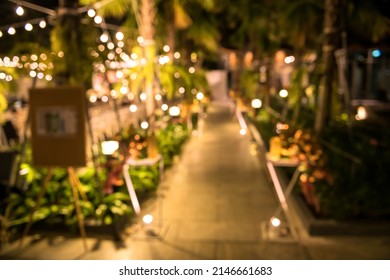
279, 89, 288, 98
8, 27, 16, 35
107, 42, 114, 50
270, 217, 281, 227
16, 6, 24, 16
25, 23, 33, 31
356, 106, 367, 121
129, 104, 137, 112
251, 98, 262, 109
0, 31, 2, 37
94, 15, 103, 24
140, 121, 149, 129
101, 140, 119, 155
115, 31, 124, 41
39, 20, 46, 28
87, 8, 96, 18
169, 106, 180, 117
140, 92, 147, 101
100, 33, 109, 43
143, 214, 153, 225
196, 92, 204, 101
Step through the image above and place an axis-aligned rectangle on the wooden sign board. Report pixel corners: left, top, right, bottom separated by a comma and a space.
29, 86, 87, 167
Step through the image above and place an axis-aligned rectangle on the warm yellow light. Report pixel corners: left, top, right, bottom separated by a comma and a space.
163, 45, 170, 52
140, 92, 147, 101
196, 92, 204, 100
101, 140, 119, 155
94, 15, 103, 24
191, 52, 197, 63
115, 32, 124, 41
87, 8, 96, 18
270, 217, 281, 227
356, 106, 367, 121
25, 23, 33, 31
279, 89, 288, 98
8, 27, 16, 35
284, 55, 295, 64
251, 98, 262, 109
101, 96, 109, 103
155, 94, 162, 101
29, 70, 37, 78
39, 20, 46, 28
169, 106, 180, 117
143, 214, 153, 225
89, 95, 97, 103
240, 128, 247, 135
129, 104, 137, 112
137, 36, 144, 44
16, 6, 24, 16
161, 104, 168, 111
120, 86, 128, 95
116, 70, 123, 79
107, 42, 114, 50
100, 33, 109, 43
174, 52, 181, 59
141, 121, 149, 129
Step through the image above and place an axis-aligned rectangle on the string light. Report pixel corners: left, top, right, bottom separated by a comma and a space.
100, 33, 109, 43
115, 32, 124, 41
16, 6, 24, 16
94, 15, 103, 24
87, 8, 96, 18
8, 27, 16, 35
25, 23, 33, 31
39, 20, 46, 28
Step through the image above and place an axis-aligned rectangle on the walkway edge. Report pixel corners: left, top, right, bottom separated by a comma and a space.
247, 122, 390, 236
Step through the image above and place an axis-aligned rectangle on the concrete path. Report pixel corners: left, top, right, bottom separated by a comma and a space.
1, 101, 390, 260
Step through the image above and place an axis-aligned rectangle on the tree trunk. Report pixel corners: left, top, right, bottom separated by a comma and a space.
315, 0, 343, 134
140, 0, 156, 118
165, 0, 175, 60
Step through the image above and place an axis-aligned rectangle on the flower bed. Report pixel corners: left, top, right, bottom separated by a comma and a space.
0, 121, 189, 243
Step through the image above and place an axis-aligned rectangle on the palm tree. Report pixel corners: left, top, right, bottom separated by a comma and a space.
314, 0, 346, 133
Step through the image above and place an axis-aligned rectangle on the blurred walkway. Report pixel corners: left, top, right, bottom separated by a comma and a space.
1, 101, 390, 260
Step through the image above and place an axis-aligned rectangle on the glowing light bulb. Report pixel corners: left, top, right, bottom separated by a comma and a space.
141, 121, 149, 129
270, 217, 281, 227
115, 32, 124, 41
129, 104, 137, 112
25, 23, 33, 31
39, 20, 46, 28
251, 98, 262, 109
94, 16, 103, 24
87, 9, 96, 18
196, 92, 204, 100
16, 6, 24, 16
100, 33, 109, 43
279, 89, 288, 98
8, 27, 16, 35
143, 214, 153, 224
